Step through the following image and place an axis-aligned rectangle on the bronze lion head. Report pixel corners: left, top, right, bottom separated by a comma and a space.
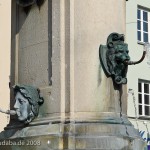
99, 33, 130, 84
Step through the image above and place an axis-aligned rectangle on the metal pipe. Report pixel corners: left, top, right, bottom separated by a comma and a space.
0, 108, 16, 115
124, 50, 146, 65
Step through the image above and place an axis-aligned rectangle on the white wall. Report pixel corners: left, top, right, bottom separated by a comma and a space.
126, 0, 150, 144
0, 0, 11, 131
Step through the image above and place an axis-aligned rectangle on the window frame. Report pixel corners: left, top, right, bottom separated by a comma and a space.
138, 80, 150, 117
137, 7, 150, 43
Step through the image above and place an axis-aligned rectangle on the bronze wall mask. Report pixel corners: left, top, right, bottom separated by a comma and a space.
99, 33, 130, 84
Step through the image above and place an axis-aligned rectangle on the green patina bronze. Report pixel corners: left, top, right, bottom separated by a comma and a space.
13, 84, 44, 124
99, 33, 130, 84
16, 0, 45, 7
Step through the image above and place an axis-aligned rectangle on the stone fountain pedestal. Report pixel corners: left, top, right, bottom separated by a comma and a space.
0, 0, 145, 149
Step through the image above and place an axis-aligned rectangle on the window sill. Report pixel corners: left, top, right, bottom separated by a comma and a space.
128, 116, 150, 120
137, 41, 145, 45
139, 116, 150, 120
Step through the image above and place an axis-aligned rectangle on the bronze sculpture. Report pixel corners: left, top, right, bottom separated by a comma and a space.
0, 85, 44, 124
99, 32, 146, 85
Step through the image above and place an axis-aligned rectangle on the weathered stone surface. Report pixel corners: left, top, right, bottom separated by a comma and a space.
0, 123, 146, 150
17, 0, 49, 87
18, 42, 49, 87
2, 0, 145, 149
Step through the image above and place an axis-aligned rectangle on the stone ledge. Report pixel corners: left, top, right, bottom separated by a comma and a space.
0, 122, 145, 150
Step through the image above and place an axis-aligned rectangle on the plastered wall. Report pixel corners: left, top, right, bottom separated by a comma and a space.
0, 0, 11, 131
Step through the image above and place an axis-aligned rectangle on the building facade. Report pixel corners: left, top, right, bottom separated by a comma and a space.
126, 0, 150, 148
0, 0, 11, 132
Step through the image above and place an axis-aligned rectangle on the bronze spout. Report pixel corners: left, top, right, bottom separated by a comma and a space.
0, 108, 16, 115
124, 50, 146, 65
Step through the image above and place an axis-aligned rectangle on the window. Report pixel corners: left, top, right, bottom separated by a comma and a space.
138, 80, 150, 117
137, 8, 150, 43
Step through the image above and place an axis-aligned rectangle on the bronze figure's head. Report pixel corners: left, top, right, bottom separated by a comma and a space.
13, 85, 44, 124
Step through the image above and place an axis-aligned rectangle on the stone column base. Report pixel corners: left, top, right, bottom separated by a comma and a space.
0, 122, 146, 150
